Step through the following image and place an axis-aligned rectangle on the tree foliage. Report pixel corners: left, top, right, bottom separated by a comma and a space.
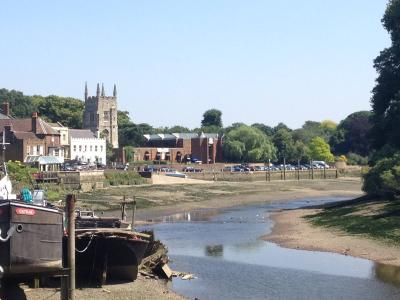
201, 109, 223, 128
363, 152, 400, 197
330, 111, 372, 156
370, 0, 400, 149
308, 137, 334, 163
223, 125, 276, 162
273, 129, 295, 161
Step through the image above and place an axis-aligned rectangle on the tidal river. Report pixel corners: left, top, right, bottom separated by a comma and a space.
140, 198, 400, 300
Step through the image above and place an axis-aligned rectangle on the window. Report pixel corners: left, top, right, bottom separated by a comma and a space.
73, 145, 77, 151
26, 146, 30, 155
103, 111, 110, 121
79, 145, 82, 152
100, 145, 103, 152
90, 145, 93, 151
84, 145, 87, 151
39, 146, 44, 155
95, 145, 98, 152
62, 134, 66, 141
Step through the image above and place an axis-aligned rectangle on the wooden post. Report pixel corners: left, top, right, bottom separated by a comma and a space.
283, 157, 286, 180
131, 196, 137, 229
311, 160, 314, 180
121, 195, 127, 221
66, 194, 76, 300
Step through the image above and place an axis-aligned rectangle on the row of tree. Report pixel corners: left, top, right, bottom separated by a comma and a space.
0, 88, 373, 165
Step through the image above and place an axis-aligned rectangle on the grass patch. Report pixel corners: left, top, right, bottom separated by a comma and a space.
304, 199, 400, 245
104, 171, 147, 186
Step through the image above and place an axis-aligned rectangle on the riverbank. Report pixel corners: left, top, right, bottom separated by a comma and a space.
263, 205, 400, 266
22, 178, 363, 299
22, 275, 185, 300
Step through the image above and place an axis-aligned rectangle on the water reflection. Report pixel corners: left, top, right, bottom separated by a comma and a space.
205, 245, 224, 257
140, 198, 400, 299
374, 262, 400, 288
146, 209, 220, 223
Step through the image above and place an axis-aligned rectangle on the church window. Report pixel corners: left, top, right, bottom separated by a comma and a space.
104, 111, 110, 121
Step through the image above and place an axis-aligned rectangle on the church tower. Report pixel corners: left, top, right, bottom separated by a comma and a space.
83, 82, 119, 148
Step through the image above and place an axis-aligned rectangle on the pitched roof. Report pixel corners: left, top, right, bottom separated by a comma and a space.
0, 112, 11, 120
144, 132, 219, 141
69, 129, 97, 139
0, 117, 59, 135
25, 155, 63, 164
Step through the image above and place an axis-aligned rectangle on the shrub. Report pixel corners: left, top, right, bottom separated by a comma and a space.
346, 153, 368, 166
363, 152, 400, 198
104, 171, 146, 186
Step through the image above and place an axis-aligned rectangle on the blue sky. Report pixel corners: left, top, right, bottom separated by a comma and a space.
0, 0, 390, 129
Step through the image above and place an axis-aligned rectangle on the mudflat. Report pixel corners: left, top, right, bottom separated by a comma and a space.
263, 208, 400, 266
21, 178, 363, 300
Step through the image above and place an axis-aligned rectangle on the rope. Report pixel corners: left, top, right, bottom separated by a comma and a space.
75, 234, 95, 253
0, 225, 15, 242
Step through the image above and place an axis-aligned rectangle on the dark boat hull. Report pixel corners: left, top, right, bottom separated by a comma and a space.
0, 201, 63, 278
75, 230, 149, 284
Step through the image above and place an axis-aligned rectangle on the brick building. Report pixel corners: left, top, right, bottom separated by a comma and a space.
134, 133, 223, 164
0, 112, 64, 163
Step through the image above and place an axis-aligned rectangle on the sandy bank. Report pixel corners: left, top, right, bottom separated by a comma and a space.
263, 209, 400, 266
22, 275, 185, 300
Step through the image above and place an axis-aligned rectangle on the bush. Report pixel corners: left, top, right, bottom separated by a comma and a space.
6, 161, 38, 189
104, 171, 146, 186
346, 153, 368, 166
363, 152, 400, 198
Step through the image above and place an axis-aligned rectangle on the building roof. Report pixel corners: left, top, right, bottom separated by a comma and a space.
48, 122, 66, 128
13, 131, 38, 140
0, 112, 11, 120
69, 129, 97, 139
0, 117, 59, 135
25, 155, 63, 164
144, 132, 219, 141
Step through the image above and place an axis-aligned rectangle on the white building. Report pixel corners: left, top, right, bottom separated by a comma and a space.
69, 129, 106, 164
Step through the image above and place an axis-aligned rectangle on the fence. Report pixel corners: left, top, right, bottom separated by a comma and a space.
187, 169, 339, 182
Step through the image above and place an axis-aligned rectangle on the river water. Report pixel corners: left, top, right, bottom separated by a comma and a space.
140, 197, 400, 300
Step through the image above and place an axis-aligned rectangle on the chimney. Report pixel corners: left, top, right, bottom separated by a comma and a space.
32, 112, 38, 133
2, 102, 10, 117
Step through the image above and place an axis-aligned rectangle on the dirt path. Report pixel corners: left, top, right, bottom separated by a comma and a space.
263, 209, 400, 266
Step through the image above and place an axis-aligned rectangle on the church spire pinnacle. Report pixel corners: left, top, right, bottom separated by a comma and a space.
84, 81, 88, 101
96, 83, 100, 97
113, 84, 117, 97
101, 83, 105, 97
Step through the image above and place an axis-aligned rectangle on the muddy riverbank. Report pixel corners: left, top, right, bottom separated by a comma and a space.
263, 208, 400, 266
20, 178, 365, 299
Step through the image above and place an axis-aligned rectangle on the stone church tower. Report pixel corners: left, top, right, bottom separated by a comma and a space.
83, 82, 119, 148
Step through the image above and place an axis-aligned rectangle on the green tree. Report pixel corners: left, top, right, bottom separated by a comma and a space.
370, 0, 400, 150
251, 123, 274, 137
0, 88, 35, 117
273, 129, 295, 162
363, 152, 400, 197
223, 125, 276, 162
201, 109, 223, 128
330, 111, 372, 156
308, 137, 334, 163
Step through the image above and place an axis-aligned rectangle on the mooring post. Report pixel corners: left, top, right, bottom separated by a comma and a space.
131, 196, 137, 229
66, 194, 76, 300
121, 195, 127, 221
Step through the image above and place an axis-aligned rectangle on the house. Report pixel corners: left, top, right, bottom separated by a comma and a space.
49, 122, 70, 158
0, 112, 64, 163
134, 132, 223, 164
69, 129, 106, 164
